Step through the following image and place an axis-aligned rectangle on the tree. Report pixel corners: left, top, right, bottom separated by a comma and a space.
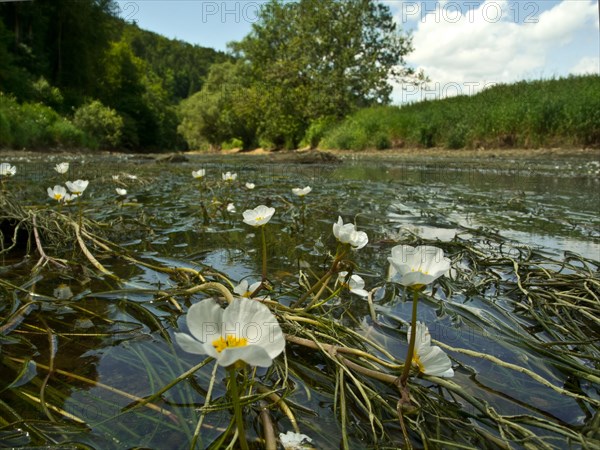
178, 61, 261, 150
226, 0, 414, 148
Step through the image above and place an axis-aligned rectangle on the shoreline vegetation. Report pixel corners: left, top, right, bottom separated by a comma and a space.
2, 75, 599, 156
1, 0, 598, 155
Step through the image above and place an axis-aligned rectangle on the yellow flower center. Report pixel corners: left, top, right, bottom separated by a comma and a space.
54, 194, 63, 200
255, 216, 264, 222
212, 335, 248, 353
412, 353, 425, 373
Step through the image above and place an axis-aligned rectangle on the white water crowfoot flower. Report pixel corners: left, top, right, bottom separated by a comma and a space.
388, 245, 451, 288
116, 188, 127, 196
175, 298, 285, 368
234, 280, 262, 298
54, 162, 69, 174
279, 431, 313, 449
407, 322, 454, 377
47, 185, 67, 202
192, 169, 205, 179
226, 203, 236, 213
245, 182, 255, 189
292, 186, 311, 196
65, 179, 89, 195
333, 216, 368, 250
337, 271, 369, 297
243, 205, 275, 227
0, 163, 16, 177
222, 171, 237, 182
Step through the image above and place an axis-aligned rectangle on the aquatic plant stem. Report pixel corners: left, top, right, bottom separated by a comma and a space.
400, 289, 420, 387
293, 246, 347, 308
261, 225, 268, 282
229, 368, 250, 450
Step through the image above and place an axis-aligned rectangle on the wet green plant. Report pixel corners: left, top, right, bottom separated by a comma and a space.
0, 156, 599, 449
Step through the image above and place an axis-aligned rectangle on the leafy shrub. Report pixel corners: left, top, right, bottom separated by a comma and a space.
47, 120, 85, 147
221, 138, 243, 150
73, 100, 124, 149
301, 116, 339, 148
31, 77, 64, 109
374, 132, 391, 150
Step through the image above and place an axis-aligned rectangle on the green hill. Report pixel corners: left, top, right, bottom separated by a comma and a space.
320, 75, 600, 151
0, 0, 228, 151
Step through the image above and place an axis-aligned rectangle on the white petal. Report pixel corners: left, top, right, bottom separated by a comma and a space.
233, 280, 249, 296
222, 298, 285, 359
217, 345, 274, 367
175, 332, 208, 355
186, 299, 223, 343
420, 346, 453, 377
350, 288, 369, 298
407, 322, 431, 354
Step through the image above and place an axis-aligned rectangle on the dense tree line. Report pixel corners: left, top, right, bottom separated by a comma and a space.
179, 0, 416, 150
1, 0, 415, 152
0, 0, 228, 151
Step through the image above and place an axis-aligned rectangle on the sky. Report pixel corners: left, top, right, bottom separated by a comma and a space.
115, 0, 600, 104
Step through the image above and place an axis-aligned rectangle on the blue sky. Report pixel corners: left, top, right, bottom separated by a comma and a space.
116, 1, 599, 103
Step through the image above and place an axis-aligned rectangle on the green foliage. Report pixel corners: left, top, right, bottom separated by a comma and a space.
31, 76, 63, 109
123, 24, 231, 102
73, 100, 124, 149
300, 116, 339, 149
320, 75, 600, 150
196, 0, 413, 149
0, 1, 223, 151
0, 94, 85, 148
178, 61, 261, 150
221, 138, 243, 150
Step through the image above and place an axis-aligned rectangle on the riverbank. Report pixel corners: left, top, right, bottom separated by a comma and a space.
213, 145, 600, 161
2, 146, 598, 163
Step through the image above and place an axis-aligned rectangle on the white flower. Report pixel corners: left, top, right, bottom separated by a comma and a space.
54, 162, 69, 174
227, 203, 236, 213
279, 431, 313, 450
0, 163, 16, 177
245, 182, 255, 189
292, 186, 311, 196
337, 271, 369, 297
407, 322, 454, 377
332, 216, 368, 250
222, 171, 237, 181
192, 169, 206, 179
64, 193, 77, 203
126, 174, 137, 180
234, 280, 262, 298
116, 188, 127, 196
388, 245, 450, 287
47, 185, 67, 202
65, 179, 89, 195
175, 298, 285, 368
112, 175, 119, 181
243, 205, 275, 227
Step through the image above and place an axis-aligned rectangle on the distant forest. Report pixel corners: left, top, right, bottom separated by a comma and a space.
0, 0, 230, 151
2, 1, 596, 153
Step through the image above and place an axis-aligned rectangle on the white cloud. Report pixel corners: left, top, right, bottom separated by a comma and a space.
392, 0, 599, 103
571, 56, 600, 75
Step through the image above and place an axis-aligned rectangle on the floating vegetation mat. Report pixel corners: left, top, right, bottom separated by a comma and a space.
0, 156, 599, 449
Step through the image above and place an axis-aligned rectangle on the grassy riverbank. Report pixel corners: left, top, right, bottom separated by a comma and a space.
320, 75, 600, 151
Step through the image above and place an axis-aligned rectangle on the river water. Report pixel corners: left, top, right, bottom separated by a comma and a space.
0, 151, 598, 449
